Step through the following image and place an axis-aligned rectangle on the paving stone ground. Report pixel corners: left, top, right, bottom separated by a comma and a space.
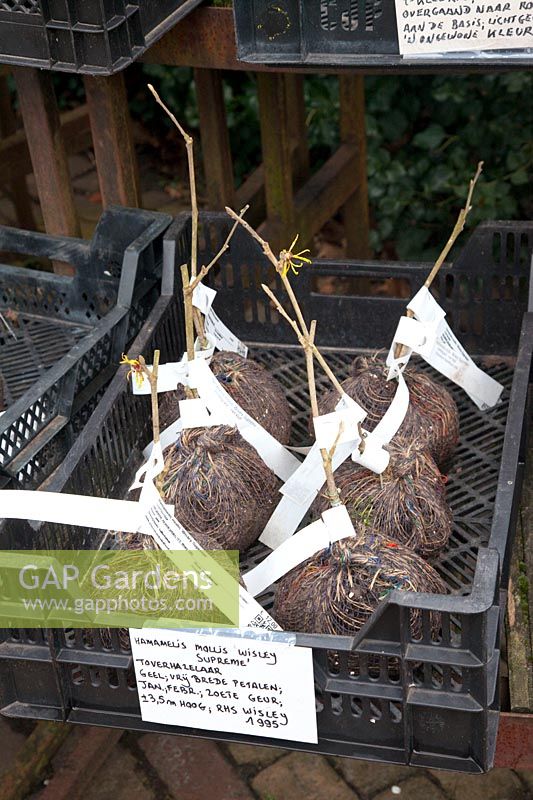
41, 729, 528, 800
2, 717, 529, 800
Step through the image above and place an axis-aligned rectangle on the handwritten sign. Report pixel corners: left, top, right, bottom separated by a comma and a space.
130, 628, 318, 743
395, 1, 533, 55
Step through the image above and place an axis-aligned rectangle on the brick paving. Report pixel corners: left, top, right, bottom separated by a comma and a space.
6, 717, 532, 800
76, 732, 533, 800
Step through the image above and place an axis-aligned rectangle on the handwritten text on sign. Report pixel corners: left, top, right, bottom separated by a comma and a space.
131, 629, 318, 743
395, 1, 533, 55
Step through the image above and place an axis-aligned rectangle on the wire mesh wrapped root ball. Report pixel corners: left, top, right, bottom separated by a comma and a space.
273, 530, 447, 637
352, 354, 459, 467
161, 424, 280, 551
313, 439, 452, 559
159, 351, 292, 444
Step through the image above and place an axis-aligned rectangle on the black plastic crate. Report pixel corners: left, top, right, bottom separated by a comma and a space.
233, 1, 533, 70
0, 0, 203, 74
0, 205, 171, 491
0, 213, 531, 773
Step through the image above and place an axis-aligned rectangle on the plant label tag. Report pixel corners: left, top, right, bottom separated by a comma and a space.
192, 281, 217, 316
131, 363, 188, 396
395, 0, 533, 56
260, 438, 357, 549
178, 398, 229, 430
141, 500, 281, 631
313, 396, 366, 450
130, 628, 317, 743
188, 359, 300, 482
387, 287, 504, 410
204, 307, 248, 358
246, 506, 357, 597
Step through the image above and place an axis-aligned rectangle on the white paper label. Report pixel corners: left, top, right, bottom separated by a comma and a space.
245, 505, 357, 597
188, 358, 300, 482
178, 398, 232, 430
192, 281, 248, 358
313, 403, 364, 450
387, 286, 504, 410
132, 363, 189, 396
205, 307, 248, 358
395, 0, 533, 55
260, 438, 357, 549
142, 500, 281, 631
192, 281, 217, 316
130, 628, 317, 743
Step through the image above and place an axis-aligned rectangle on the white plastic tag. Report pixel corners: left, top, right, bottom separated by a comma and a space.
0, 486, 281, 632
205, 306, 248, 358
179, 398, 212, 429
351, 370, 410, 473
142, 499, 281, 630
245, 504, 357, 597
259, 438, 357, 549
192, 281, 248, 358
192, 281, 217, 315
188, 358, 300, 482
313, 401, 365, 450
131, 362, 188, 396
129, 441, 166, 507
387, 286, 504, 410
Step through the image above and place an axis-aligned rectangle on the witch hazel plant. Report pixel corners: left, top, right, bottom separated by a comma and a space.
145, 86, 292, 445
235, 280, 446, 638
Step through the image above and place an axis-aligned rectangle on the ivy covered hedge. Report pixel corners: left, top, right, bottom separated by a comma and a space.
48, 61, 531, 259
131, 67, 531, 260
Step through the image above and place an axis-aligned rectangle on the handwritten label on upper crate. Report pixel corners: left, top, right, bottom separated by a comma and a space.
395, 1, 533, 55
130, 628, 318, 743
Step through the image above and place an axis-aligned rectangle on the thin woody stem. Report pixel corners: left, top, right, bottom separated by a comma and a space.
261, 283, 344, 397
395, 161, 483, 359
187, 205, 250, 349
180, 263, 197, 399
148, 83, 198, 279
306, 321, 341, 508
189, 205, 249, 293
424, 160, 483, 291
138, 351, 160, 444
262, 279, 343, 507
226, 206, 311, 338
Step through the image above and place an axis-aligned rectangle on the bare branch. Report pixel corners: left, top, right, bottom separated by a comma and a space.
138, 351, 161, 444
148, 83, 198, 278
424, 160, 483, 290
395, 161, 483, 360
189, 205, 249, 293
225, 206, 279, 269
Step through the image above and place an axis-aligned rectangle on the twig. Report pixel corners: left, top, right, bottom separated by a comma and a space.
180, 264, 197, 399
261, 286, 342, 507
228, 207, 345, 399
395, 161, 483, 359
424, 161, 483, 291
138, 351, 161, 445
0, 310, 17, 340
189, 205, 249, 294
148, 83, 198, 279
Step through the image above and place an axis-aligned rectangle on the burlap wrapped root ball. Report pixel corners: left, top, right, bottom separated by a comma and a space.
160, 424, 280, 551
318, 354, 459, 468
313, 439, 452, 559
273, 529, 447, 637
159, 351, 292, 444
